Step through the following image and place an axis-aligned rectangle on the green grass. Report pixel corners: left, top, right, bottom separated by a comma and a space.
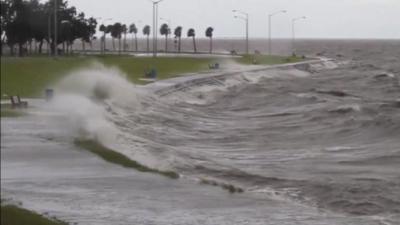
74, 139, 179, 179
1, 205, 68, 225
95, 55, 213, 84
1, 55, 214, 98
235, 54, 305, 65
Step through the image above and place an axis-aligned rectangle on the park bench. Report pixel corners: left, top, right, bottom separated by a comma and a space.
9, 95, 28, 108
144, 68, 157, 79
209, 63, 220, 69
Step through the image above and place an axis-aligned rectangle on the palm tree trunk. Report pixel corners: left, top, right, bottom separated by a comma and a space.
103, 32, 106, 52
82, 40, 86, 54
147, 36, 149, 53
165, 35, 168, 52
209, 37, 212, 54
192, 37, 197, 53
123, 34, 126, 52
178, 37, 181, 53
135, 34, 138, 52
29, 41, 32, 55
119, 38, 121, 54
38, 41, 43, 54
112, 38, 115, 51
18, 43, 23, 57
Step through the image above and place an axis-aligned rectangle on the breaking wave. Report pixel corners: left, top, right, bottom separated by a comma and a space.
40, 52, 400, 221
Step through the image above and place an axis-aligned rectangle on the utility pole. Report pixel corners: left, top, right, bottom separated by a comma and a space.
268, 10, 286, 55
233, 10, 249, 55
292, 16, 306, 55
150, 0, 164, 57
54, 0, 58, 57
48, 11, 51, 57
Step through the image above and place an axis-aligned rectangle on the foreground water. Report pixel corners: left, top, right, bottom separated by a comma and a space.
1, 39, 400, 224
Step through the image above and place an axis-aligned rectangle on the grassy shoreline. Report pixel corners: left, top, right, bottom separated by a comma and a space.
1, 54, 304, 98
74, 139, 179, 179
1, 205, 68, 225
1, 55, 214, 98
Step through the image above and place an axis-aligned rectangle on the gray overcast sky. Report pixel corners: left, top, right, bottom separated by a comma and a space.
66, 0, 400, 39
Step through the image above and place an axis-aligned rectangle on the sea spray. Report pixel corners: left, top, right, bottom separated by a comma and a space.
44, 62, 146, 146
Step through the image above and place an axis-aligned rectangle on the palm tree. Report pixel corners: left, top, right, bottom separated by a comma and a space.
129, 23, 138, 51
99, 24, 106, 53
205, 27, 214, 54
143, 25, 151, 53
187, 28, 196, 53
122, 24, 127, 52
111, 23, 123, 53
106, 24, 114, 51
160, 23, 169, 52
174, 26, 182, 53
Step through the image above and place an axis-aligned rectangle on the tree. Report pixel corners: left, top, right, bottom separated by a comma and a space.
187, 28, 196, 53
174, 26, 182, 53
5, 0, 32, 56
99, 24, 106, 52
205, 27, 214, 54
122, 24, 127, 51
1, 0, 12, 55
129, 23, 138, 51
1, 0, 97, 56
143, 25, 150, 53
111, 22, 123, 53
160, 23, 169, 52
87, 17, 98, 50
105, 24, 113, 51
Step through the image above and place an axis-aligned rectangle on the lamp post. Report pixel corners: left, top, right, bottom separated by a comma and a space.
292, 16, 306, 55
101, 18, 112, 53
54, 0, 58, 57
233, 10, 249, 55
61, 20, 70, 54
268, 10, 286, 55
149, 0, 164, 57
48, 11, 51, 57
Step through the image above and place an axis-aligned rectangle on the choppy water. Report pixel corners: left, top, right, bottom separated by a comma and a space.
2, 39, 400, 224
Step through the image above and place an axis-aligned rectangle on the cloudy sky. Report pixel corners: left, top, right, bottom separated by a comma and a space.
66, 0, 400, 39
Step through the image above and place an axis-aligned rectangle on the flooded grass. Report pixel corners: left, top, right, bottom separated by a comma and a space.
74, 139, 179, 179
199, 178, 244, 194
1, 205, 68, 225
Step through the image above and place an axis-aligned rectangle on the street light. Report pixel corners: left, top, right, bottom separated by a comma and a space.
233, 9, 249, 55
54, 0, 58, 57
101, 18, 113, 53
292, 16, 306, 55
268, 10, 286, 55
149, 0, 164, 57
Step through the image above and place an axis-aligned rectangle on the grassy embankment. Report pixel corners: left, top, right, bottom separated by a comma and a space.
1, 55, 214, 98
1, 54, 305, 98
1, 205, 67, 225
74, 139, 179, 179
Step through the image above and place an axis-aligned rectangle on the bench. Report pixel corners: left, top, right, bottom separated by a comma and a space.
9, 96, 28, 108
144, 68, 157, 79
208, 63, 220, 69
